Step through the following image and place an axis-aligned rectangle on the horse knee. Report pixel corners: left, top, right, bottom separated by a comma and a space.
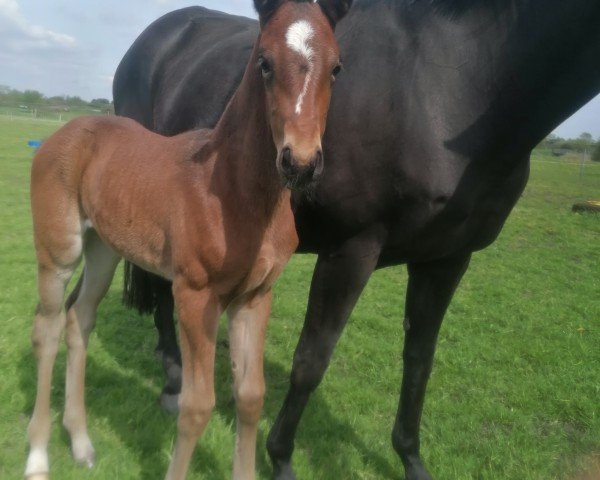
235, 382, 265, 424
178, 395, 215, 435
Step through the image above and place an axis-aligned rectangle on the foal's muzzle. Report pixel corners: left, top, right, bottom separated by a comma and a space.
278, 146, 324, 189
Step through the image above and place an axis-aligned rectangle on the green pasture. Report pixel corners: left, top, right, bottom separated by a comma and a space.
0, 115, 598, 479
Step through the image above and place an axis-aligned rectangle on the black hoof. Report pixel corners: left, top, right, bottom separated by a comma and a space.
272, 461, 297, 480
404, 462, 433, 480
159, 392, 180, 414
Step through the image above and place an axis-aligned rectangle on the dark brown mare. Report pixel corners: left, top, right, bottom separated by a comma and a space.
25, 1, 351, 479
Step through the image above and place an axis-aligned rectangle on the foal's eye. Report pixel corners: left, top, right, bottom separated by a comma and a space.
331, 64, 342, 82
258, 57, 273, 79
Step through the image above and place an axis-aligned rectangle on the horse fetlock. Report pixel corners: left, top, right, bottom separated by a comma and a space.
394, 445, 432, 480
404, 461, 434, 480
391, 427, 419, 459
270, 459, 297, 480
160, 391, 180, 414
25, 447, 49, 479
266, 430, 294, 466
163, 357, 182, 389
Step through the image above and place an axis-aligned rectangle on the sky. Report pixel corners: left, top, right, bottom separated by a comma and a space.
1, 0, 598, 139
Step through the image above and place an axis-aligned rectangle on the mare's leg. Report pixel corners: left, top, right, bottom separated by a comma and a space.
26, 225, 83, 479
62, 231, 120, 467
228, 290, 272, 480
165, 282, 221, 480
392, 254, 471, 480
267, 233, 382, 479
154, 278, 182, 413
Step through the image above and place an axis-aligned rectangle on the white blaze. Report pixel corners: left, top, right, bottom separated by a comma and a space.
285, 20, 315, 115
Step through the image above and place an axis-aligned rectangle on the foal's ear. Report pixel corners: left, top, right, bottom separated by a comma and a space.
317, 0, 354, 27
254, 0, 283, 24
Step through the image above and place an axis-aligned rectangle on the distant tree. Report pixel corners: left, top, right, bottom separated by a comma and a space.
48, 95, 67, 105
579, 132, 593, 142
64, 95, 88, 107
538, 133, 564, 149
21, 89, 45, 105
90, 98, 110, 105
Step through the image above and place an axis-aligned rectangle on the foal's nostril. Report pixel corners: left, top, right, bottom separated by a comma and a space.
313, 149, 324, 177
281, 147, 293, 174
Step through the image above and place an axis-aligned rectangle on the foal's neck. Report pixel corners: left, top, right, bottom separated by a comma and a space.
208, 40, 284, 214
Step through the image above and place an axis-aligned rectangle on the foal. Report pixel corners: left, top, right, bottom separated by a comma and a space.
25, 0, 351, 479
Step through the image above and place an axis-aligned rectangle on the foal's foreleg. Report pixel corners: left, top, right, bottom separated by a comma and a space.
228, 290, 271, 480
63, 232, 120, 467
165, 283, 221, 480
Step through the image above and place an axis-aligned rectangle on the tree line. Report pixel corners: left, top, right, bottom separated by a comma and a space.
0, 85, 113, 113
538, 132, 600, 162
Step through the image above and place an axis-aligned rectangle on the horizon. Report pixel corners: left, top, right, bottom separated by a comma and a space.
1, 0, 598, 139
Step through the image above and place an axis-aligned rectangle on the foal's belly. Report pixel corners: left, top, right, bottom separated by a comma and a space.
85, 218, 174, 280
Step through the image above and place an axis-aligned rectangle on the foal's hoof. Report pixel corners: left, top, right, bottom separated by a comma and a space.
72, 438, 95, 469
272, 461, 297, 480
26, 475, 49, 480
160, 392, 180, 414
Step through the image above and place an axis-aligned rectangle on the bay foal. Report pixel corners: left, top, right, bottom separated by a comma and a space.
25, 0, 350, 478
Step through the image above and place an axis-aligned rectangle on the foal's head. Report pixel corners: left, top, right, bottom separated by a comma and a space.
254, 0, 352, 188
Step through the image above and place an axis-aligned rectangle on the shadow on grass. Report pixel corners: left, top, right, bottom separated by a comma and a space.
17, 291, 399, 479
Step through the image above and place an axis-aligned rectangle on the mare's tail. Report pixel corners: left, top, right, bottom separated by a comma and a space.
122, 261, 163, 315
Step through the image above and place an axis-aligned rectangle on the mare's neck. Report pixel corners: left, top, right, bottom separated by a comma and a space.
208, 39, 284, 213
390, 0, 600, 158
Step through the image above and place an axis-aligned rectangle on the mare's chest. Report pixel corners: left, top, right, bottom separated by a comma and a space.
384, 151, 531, 261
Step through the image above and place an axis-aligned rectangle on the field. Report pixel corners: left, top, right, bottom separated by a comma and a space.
0, 115, 598, 479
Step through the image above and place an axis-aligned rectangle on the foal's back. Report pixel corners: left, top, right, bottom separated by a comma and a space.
31, 115, 210, 278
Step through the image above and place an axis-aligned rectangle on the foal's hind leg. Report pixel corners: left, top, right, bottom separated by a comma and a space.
228, 290, 271, 480
26, 240, 82, 479
63, 231, 120, 468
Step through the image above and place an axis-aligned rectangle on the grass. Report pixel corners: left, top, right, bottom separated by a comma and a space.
0, 115, 599, 479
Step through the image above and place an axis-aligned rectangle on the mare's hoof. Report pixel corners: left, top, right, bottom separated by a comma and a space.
160, 392, 180, 414
272, 461, 297, 480
26, 475, 49, 480
405, 463, 433, 480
